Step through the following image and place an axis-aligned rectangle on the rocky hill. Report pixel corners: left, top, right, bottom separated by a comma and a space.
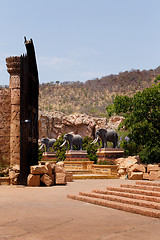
39, 67, 160, 117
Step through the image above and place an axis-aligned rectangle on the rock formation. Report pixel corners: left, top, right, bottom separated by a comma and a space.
38, 111, 124, 139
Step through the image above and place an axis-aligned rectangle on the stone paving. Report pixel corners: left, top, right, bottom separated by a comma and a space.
0, 179, 160, 240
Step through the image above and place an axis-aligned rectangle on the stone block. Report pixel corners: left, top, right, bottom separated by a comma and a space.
27, 174, 40, 186
11, 89, 20, 104
66, 172, 73, 182
143, 173, 150, 180
55, 173, 66, 185
148, 171, 160, 181
0, 177, 10, 185
40, 174, 53, 186
45, 162, 55, 175
10, 136, 20, 153
147, 164, 160, 173
56, 161, 64, 168
10, 121, 20, 137
11, 105, 20, 121
50, 174, 55, 185
10, 152, 20, 165
54, 165, 66, 173
10, 74, 20, 88
128, 172, 143, 180
129, 164, 146, 173
30, 165, 48, 175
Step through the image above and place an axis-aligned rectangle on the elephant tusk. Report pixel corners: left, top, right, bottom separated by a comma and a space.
91, 136, 99, 144
60, 140, 67, 147
39, 144, 44, 150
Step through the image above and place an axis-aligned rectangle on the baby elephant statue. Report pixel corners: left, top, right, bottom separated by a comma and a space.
91, 128, 118, 148
40, 137, 56, 152
60, 133, 83, 150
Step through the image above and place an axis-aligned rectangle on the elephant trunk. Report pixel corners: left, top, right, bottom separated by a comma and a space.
91, 136, 99, 144
60, 140, 67, 147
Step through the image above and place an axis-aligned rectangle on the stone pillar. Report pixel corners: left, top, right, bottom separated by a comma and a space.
6, 56, 21, 166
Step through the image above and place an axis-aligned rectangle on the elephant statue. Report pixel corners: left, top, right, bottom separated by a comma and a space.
39, 137, 56, 152
60, 133, 83, 150
91, 128, 118, 148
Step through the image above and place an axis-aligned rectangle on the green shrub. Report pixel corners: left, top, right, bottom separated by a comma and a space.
54, 134, 67, 161
38, 149, 43, 161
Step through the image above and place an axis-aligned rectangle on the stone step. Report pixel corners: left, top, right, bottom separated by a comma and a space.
73, 174, 118, 180
120, 184, 160, 192
67, 194, 160, 218
92, 189, 160, 203
136, 181, 160, 187
107, 186, 160, 198
79, 192, 160, 210
66, 170, 93, 175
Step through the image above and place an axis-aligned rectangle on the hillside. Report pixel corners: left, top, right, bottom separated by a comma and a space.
39, 67, 160, 117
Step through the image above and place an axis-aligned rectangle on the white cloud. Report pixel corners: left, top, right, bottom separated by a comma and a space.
38, 56, 80, 70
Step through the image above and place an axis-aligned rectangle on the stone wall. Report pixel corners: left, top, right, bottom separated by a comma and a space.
0, 88, 11, 164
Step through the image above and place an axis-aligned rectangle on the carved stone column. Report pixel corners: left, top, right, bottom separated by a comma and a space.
6, 56, 21, 166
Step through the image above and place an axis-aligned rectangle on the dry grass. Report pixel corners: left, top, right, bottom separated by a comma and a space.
39, 67, 160, 117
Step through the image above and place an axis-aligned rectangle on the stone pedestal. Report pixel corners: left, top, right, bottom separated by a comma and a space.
42, 152, 57, 162
97, 148, 124, 164
66, 150, 89, 161
6, 56, 21, 166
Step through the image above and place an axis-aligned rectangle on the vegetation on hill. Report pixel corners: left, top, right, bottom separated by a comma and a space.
39, 67, 160, 117
107, 77, 160, 164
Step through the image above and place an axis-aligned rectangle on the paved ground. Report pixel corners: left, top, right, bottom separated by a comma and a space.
0, 179, 159, 240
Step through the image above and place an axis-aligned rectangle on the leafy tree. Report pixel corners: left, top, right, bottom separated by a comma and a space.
82, 136, 92, 150
108, 81, 160, 164
54, 134, 67, 161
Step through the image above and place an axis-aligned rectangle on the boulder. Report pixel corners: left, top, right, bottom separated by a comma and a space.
147, 164, 160, 173
9, 164, 20, 185
129, 164, 146, 173
128, 172, 143, 180
148, 171, 160, 181
116, 156, 140, 179
116, 156, 139, 170
118, 167, 127, 179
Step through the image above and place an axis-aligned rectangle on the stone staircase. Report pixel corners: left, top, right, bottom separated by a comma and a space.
66, 169, 118, 180
67, 181, 160, 218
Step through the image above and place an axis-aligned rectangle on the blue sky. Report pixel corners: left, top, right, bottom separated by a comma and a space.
0, 0, 160, 85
